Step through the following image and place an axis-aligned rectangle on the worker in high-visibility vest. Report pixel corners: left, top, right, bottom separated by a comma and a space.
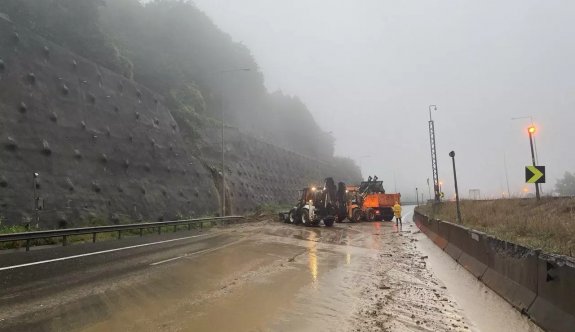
393, 201, 402, 225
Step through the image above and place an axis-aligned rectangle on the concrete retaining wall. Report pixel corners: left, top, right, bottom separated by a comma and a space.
0, 18, 360, 227
414, 210, 575, 332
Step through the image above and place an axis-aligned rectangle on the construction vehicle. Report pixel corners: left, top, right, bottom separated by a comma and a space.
339, 176, 401, 222
334, 184, 361, 223
284, 177, 340, 227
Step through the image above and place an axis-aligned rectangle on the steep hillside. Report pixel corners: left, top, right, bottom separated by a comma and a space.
0, 17, 360, 227
0, 1, 361, 228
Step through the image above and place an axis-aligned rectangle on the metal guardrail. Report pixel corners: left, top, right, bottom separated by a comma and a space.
0, 216, 245, 251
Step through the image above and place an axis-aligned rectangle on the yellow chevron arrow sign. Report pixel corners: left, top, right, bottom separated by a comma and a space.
526, 166, 545, 184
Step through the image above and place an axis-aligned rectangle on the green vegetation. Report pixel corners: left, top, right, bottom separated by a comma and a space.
0, 215, 210, 250
254, 203, 293, 215
556, 171, 575, 196
0, 0, 352, 166
416, 198, 575, 257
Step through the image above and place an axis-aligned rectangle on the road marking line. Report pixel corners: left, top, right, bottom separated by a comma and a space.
149, 255, 185, 266
0, 234, 210, 272
150, 239, 242, 266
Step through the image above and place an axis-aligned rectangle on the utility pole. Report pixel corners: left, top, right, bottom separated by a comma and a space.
504, 152, 511, 198
416, 187, 419, 206
528, 126, 540, 200
449, 151, 462, 223
428, 105, 440, 202
217, 68, 251, 216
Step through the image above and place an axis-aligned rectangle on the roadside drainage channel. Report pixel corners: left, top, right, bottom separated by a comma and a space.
414, 211, 575, 332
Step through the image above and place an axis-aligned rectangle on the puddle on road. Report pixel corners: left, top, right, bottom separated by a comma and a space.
6, 212, 534, 332
413, 214, 543, 332
78, 232, 362, 332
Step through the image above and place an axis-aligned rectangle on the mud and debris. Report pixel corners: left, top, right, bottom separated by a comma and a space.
0, 207, 540, 331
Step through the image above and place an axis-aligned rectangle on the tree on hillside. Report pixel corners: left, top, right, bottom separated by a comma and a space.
1, 0, 124, 72
555, 172, 575, 196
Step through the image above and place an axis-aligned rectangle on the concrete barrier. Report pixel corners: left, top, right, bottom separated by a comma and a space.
424, 218, 439, 244
448, 223, 489, 278
434, 219, 449, 249
528, 254, 575, 332
482, 236, 539, 312
414, 209, 575, 332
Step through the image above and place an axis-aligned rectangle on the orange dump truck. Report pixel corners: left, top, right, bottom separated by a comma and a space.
343, 177, 401, 222
361, 191, 401, 221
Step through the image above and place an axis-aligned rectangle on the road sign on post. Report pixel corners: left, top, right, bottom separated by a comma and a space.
526, 166, 545, 184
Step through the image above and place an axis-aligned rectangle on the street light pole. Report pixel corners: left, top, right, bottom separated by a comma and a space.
528, 126, 541, 200
416, 187, 419, 206
32, 172, 39, 230
449, 151, 462, 223
217, 68, 251, 217
428, 105, 440, 202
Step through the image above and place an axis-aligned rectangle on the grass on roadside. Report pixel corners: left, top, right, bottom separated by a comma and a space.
416, 197, 575, 257
0, 218, 209, 251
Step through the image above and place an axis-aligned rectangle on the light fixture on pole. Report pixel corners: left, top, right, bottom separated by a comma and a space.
527, 126, 540, 200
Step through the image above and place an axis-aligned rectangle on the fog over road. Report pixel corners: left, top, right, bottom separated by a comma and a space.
0, 207, 541, 331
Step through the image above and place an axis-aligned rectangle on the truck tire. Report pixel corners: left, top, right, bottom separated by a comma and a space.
383, 214, 394, 222
324, 218, 335, 227
352, 209, 362, 223
288, 209, 298, 224
366, 208, 376, 222
301, 208, 310, 226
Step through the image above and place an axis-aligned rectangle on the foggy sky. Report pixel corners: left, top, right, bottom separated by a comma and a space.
190, 0, 575, 200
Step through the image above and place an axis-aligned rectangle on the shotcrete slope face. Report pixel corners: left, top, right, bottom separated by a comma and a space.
0, 19, 355, 227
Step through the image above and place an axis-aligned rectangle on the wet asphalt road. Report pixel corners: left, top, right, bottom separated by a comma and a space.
0, 206, 541, 331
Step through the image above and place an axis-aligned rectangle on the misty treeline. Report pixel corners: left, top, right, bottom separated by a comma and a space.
555, 172, 575, 196
1, 0, 356, 172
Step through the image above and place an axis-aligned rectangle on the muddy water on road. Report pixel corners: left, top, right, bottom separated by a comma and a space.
77, 213, 474, 331
413, 211, 543, 332
10, 207, 541, 332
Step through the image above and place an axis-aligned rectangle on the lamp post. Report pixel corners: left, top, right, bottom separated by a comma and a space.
216, 68, 251, 217
528, 126, 541, 200
32, 172, 39, 229
449, 151, 462, 223
512, 116, 542, 194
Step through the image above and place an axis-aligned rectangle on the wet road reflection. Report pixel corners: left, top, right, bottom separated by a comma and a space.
0, 206, 542, 332
307, 232, 318, 284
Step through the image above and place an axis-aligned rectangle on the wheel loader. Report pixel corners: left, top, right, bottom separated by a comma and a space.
285, 177, 340, 227
338, 175, 401, 222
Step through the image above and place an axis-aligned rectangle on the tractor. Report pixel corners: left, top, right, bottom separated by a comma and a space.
286, 177, 340, 227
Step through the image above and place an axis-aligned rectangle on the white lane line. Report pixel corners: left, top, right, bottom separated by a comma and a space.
149, 255, 185, 266
150, 240, 242, 266
0, 234, 210, 272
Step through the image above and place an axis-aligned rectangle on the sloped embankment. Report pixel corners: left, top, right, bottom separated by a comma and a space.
0, 18, 358, 228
